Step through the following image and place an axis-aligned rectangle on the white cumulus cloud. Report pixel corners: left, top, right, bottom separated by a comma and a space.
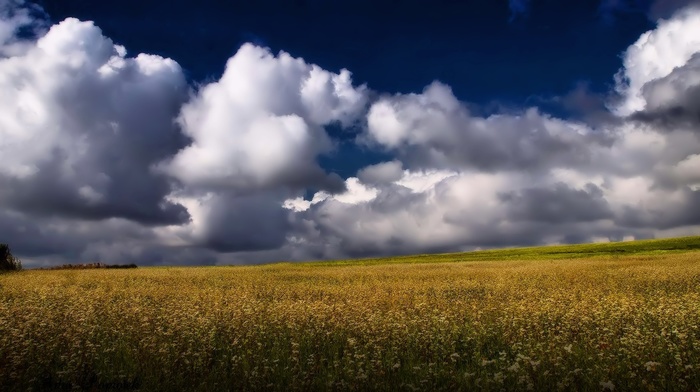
0, 16, 189, 224
162, 43, 367, 193
614, 5, 700, 115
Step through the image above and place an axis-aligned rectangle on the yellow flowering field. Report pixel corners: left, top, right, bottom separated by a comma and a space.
1, 237, 700, 391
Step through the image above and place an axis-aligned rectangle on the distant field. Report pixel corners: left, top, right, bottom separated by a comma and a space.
2, 237, 700, 391
304, 235, 700, 266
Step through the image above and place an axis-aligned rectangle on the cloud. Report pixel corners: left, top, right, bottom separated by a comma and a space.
553, 81, 620, 126
500, 183, 614, 224
3, 1, 700, 266
285, 170, 643, 259
0, 1, 371, 262
154, 43, 368, 254
161, 43, 367, 194
364, 82, 614, 173
0, 16, 190, 225
284, 139, 700, 260
628, 53, 700, 128
156, 190, 293, 253
613, 5, 700, 116
0, 207, 186, 267
357, 160, 404, 185
615, 184, 700, 229
0, 0, 47, 56
284, 3, 700, 260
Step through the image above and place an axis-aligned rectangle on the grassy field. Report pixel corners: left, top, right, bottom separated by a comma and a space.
1, 237, 700, 391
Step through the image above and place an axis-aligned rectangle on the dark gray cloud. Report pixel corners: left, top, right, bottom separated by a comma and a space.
0, 210, 83, 258
617, 187, 700, 229
0, 208, 183, 267
357, 161, 404, 185
555, 82, 622, 126
198, 192, 291, 253
500, 183, 613, 224
628, 53, 700, 129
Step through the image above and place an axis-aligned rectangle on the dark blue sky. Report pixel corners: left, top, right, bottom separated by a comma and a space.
33, 0, 654, 176
35, 0, 654, 98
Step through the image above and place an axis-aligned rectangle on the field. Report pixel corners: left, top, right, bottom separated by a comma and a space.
1, 237, 700, 391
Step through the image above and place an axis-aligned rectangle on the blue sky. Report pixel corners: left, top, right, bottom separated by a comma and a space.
38, 1, 651, 102
2, 0, 700, 266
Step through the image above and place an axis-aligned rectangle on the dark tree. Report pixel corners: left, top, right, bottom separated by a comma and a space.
0, 244, 22, 271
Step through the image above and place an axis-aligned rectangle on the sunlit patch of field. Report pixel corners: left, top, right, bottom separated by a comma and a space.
2, 237, 700, 391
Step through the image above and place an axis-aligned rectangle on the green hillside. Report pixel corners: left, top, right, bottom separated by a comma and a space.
303, 235, 700, 267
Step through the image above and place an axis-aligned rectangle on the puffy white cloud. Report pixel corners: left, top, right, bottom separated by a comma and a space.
0, 16, 189, 224
162, 43, 367, 193
153, 43, 368, 254
614, 5, 700, 115
365, 82, 613, 173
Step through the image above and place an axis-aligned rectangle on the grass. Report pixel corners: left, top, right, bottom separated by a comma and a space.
1, 237, 700, 391
302, 235, 700, 266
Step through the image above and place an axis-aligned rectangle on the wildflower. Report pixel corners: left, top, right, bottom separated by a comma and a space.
493, 372, 504, 383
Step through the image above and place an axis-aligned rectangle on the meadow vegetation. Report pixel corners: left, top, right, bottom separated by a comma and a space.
1, 237, 700, 391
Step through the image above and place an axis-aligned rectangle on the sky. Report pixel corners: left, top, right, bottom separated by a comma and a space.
2, 0, 700, 267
